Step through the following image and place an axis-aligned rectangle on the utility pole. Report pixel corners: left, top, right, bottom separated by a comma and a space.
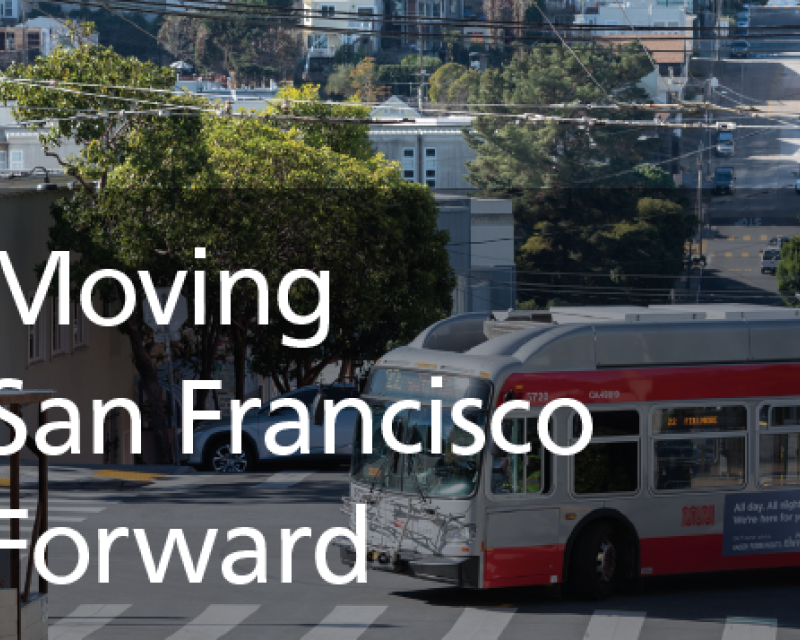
696, 143, 703, 265
418, 2, 424, 112
21, 0, 27, 66
716, 0, 722, 61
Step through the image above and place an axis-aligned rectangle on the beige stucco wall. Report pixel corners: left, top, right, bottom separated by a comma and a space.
0, 187, 136, 464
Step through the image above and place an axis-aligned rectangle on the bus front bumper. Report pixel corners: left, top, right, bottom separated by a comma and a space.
339, 545, 480, 588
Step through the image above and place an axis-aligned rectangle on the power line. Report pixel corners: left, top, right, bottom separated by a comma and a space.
40, 0, 781, 48
56, 0, 800, 35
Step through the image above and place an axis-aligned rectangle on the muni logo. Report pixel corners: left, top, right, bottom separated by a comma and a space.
682, 505, 715, 527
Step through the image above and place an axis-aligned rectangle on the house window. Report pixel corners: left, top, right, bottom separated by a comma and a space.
652, 405, 747, 491
5, 32, 15, 50
3, 1, 12, 18
27, 32, 39, 48
72, 301, 88, 348
424, 147, 436, 189
402, 147, 416, 182
28, 292, 44, 364
10, 150, 23, 170
0, 150, 6, 170
51, 296, 66, 356
320, 5, 335, 17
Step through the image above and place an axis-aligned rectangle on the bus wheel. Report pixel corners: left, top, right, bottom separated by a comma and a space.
572, 522, 621, 600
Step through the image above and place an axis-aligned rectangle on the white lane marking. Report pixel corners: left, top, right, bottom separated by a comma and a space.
21, 497, 120, 505
442, 608, 517, 640
19, 503, 106, 513
19, 515, 85, 523
255, 472, 315, 490
164, 605, 260, 640
583, 611, 647, 640
49, 604, 131, 640
301, 606, 387, 640
722, 618, 778, 640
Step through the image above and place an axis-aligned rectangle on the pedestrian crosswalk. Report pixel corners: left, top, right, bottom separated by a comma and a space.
0, 494, 119, 537
43, 605, 785, 640
255, 471, 316, 490
49, 604, 132, 640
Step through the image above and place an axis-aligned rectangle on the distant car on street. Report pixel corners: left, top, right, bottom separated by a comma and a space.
768, 235, 791, 248
716, 131, 734, 157
184, 382, 361, 472
761, 248, 781, 274
737, 17, 750, 27
713, 166, 736, 194
730, 40, 750, 58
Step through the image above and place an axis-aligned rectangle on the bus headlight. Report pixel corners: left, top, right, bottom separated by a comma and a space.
445, 524, 476, 543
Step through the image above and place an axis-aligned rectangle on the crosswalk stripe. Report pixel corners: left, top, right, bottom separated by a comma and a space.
255, 472, 315, 489
49, 604, 131, 640
301, 605, 387, 640
442, 608, 516, 640
164, 605, 259, 640
20, 497, 120, 505
722, 617, 778, 640
583, 611, 647, 640
19, 502, 106, 513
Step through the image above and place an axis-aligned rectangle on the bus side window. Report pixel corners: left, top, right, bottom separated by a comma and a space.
652, 405, 747, 492
491, 418, 551, 495
572, 410, 639, 495
759, 404, 800, 488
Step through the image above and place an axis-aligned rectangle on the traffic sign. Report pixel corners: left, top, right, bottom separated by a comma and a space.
143, 288, 188, 342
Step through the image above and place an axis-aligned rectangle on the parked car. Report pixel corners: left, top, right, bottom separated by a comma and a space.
761, 248, 781, 274
768, 235, 791, 248
730, 40, 750, 58
184, 382, 361, 472
713, 166, 736, 194
737, 18, 749, 27
734, 28, 748, 37
716, 131, 734, 157
795, 178, 800, 194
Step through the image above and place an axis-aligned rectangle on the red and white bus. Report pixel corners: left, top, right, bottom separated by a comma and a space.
340, 304, 800, 598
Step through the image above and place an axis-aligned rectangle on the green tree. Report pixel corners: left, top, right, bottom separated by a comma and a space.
1, 39, 209, 463
428, 62, 468, 103
400, 54, 443, 74
326, 64, 357, 98
157, 0, 298, 82
349, 57, 389, 103
462, 45, 690, 306
778, 236, 800, 301
2, 46, 454, 464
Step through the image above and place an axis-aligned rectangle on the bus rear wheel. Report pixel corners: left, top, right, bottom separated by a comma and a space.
572, 522, 622, 600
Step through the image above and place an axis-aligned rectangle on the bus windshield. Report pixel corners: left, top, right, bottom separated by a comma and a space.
351, 370, 491, 498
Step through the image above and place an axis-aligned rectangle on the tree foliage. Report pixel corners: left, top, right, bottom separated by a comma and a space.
778, 236, 800, 300
2, 44, 454, 460
157, 0, 299, 82
461, 45, 691, 306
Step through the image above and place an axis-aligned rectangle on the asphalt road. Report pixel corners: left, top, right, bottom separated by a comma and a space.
743, 7, 800, 55
5, 468, 800, 640
687, 45, 800, 304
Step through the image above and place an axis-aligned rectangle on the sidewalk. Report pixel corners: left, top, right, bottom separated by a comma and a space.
0, 460, 197, 491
